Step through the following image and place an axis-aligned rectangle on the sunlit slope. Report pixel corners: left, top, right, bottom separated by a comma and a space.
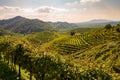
43, 26, 120, 79
45, 26, 120, 55
24, 31, 60, 46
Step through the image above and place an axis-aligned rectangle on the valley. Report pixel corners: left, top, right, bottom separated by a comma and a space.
0, 16, 120, 80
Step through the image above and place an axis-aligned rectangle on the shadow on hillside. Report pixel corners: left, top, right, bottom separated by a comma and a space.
0, 59, 17, 80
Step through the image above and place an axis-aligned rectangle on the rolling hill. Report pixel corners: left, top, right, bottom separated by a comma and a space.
0, 16, 119, 34
24, 31, 60, 46
41, 25, 120, 79
0, 16, 55, 34
0, 16, 79, 33
0, 22, 120, 79
48, 22, 78, 29
45, 26, 120, 54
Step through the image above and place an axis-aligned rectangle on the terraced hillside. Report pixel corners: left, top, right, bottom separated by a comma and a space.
42, 26, 120, 79
0, 25, 120, 79
45, 27, 120, 54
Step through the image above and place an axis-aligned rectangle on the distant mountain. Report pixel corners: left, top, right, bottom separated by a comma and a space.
48, 22, 78, 29
0, 16, 79, 34
85, 19, 113, 23
0, 16, 119, 34
77, 19, 120, 27
0, 16, 55, 34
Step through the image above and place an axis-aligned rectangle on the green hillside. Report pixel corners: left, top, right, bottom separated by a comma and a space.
70, 27, 98, 33
24, 31, 60, 46
0, 16, 55, 34
0, 28, 16, 36
45, 26, 119, 54
42, 25, 120, 79
0, 24, 120, 79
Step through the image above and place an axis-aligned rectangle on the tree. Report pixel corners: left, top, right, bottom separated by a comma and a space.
22, 55, 34, 80
104, 24, 112, 29
117, 23, 120, 26
116, 28, 120, 32
14, 44, 25, 80
70, 32, 75, 36
0, 40, 12, 63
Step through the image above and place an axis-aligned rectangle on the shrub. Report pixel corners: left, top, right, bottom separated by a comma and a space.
104, 24, 112, 29
82, 68, 112, 80
113, 64, 120, 73
116, 28, 120, 32
70, 32, 75, 36
117, 23, 120, 26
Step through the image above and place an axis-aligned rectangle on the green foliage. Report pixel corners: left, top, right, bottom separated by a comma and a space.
71, 27, 97, 33
116, 28, 120, 32
70, 31, 75, 36
82, 68, 112, 80
25, 31, 59, 46
0, 25, 120, 79
0, 60, 17, 80
47, 27, 119, 55
113, 64, 120, 73
104, 24, 112, 29
117, 23, 120, 26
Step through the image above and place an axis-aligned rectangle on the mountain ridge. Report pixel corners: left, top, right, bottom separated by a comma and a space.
0, 16, 55, 34
0, 16, 119, 34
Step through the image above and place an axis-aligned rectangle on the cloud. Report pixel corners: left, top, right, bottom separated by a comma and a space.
0, 3, 120, 23
80, 0, 101, 3
35, 6, 68, 13
0, 6, 35, 19
0, 6, 24, 13
66, 0, 101, 7
0, 6, 70, 22
66, 1, 79, 6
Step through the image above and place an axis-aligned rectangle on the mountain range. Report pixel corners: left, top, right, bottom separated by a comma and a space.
0, 16, 54, 34
0, 16, 119, 34
77, 19, 119, 27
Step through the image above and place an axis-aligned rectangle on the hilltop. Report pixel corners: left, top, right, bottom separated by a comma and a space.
0, 16, 55, 34
0, 16, 119, 34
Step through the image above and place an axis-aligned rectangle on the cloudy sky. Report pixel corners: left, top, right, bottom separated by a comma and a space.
0, 0, 120, 22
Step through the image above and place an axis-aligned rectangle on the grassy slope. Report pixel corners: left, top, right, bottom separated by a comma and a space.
57, 27, 97, 35
24, 31, 60, 47
45, 27, 119, 54
0, 25, 120, 79
42, 26, 120, 79
70, 27, 98, 33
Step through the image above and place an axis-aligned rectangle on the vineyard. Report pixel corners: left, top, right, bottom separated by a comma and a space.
46, 27, 119, 55
0, 25, 120, 79
43, 26, 120, 79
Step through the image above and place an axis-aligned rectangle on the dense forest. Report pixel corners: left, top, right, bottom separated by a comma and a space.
0, 17, 120, 80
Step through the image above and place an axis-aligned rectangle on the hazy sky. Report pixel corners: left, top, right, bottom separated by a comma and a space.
0, 0, 120, 22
